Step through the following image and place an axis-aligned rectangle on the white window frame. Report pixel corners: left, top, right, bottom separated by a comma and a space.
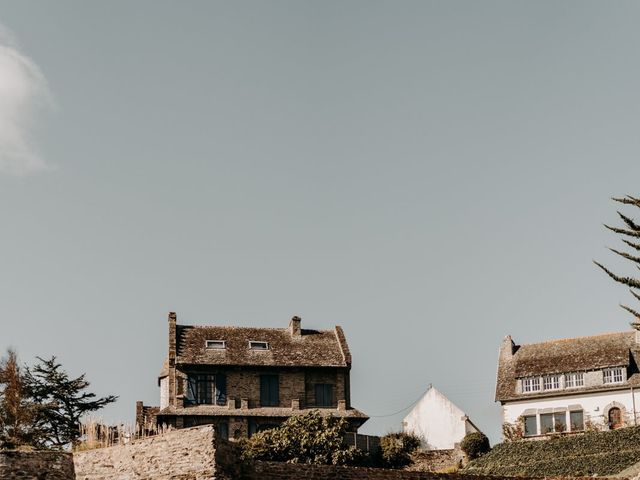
249, 341, 270, 350
522, 377, 541, 393
205, 340, 226, 349
543, 374, 562, 391
603, 367, 625, 384
564, 372, 584, 388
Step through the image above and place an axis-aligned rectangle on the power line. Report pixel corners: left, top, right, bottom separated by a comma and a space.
367, 386, 429, 418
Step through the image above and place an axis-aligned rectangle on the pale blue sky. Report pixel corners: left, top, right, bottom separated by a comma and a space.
1, 1, 640, 442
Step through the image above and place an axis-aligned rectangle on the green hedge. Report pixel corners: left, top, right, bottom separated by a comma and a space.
464, 426, 640, 477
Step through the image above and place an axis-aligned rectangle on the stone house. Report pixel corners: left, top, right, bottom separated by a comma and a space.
402, 385, 481, 450
496, 329, 640, 439
136, 312, 368, 439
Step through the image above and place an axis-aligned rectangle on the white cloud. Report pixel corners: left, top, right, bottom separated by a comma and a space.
0, 25, 52, 175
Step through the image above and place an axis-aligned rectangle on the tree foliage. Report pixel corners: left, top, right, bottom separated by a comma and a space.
460, 431, 491, 459
0, 350, 36, 449
0, 350, 117, 450
595, 195, 640, 322
378, 431, 421, 468
240, 410, 365, 466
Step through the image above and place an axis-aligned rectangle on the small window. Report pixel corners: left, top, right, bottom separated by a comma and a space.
522, 377, 541, 393
543, 375, 561, 391
249, 341, 269, 350
564, 372, 584, 388
604, 367, 625, 384
206, 340, 226, 349
260, 375, 279, 406
524, 415, 537, 437
540, 413, 554, 434
554, 412, 567, 432
570, 410, 584, 431
315, 384, 334, 407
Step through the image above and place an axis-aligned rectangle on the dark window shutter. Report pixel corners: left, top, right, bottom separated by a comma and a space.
260, 375, 279, 406
215, 374, 227, 406
315, 384, 333, 407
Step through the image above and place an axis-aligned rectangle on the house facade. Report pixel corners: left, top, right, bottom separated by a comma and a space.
402, 385, 481, 450
496, 330, 640, 439
136, 312, 368, 439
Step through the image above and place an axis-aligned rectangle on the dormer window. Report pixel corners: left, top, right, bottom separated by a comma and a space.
522, 377, 541, 393
543, 374, 561, 391
604, 367, 625, 384
249, 341, 269, 350
205, 340, 226, 349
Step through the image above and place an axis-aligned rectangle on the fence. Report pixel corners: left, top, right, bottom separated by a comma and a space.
343, 432, 381, 453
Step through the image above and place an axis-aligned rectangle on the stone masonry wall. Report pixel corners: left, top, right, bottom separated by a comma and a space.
73, 425, 235, 480
0, 451, 75, 480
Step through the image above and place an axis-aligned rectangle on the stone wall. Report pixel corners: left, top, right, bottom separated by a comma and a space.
73, 425, 236, 480
0, 451, 75, 480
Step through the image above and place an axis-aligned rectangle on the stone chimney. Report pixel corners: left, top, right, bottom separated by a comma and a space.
632, 320, 640, 343
289, 316, 302, 338
168, 312, 177, 406
499, 335, 515, 362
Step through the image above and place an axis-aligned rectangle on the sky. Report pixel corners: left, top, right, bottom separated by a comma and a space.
1, 1, 640, 444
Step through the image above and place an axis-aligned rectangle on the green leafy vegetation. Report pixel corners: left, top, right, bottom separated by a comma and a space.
240, 410, 366, 466
464, 426, 640, 476
378, 431, 421, 468
0, 349, 117, 450
460, 431, 491, 460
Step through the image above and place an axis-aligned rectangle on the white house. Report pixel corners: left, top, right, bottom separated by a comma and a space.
402, 385, 481, 450
496, 330, 640, 439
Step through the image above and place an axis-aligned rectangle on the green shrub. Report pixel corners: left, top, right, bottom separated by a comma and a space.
378, 432, 421, 468
460, 431, 491, 459
463, 425, 640, 477
240, 410, 366, 466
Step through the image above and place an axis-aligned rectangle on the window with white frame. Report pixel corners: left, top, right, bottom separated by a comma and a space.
205, 340, 226, 349
603, 367, 625, 384
543, 374, 562, 391
523, 377, 541, 392
564, 372, 584, 388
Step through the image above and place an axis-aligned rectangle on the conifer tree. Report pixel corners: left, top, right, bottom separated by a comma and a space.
24, 356, 117, 448
594, 195, 640, 325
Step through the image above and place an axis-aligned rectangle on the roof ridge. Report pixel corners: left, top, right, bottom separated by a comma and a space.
518, 330, 632, 348
177, 324, 333, 333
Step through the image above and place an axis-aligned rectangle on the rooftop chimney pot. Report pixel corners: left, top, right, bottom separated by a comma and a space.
289, 316, 302, 337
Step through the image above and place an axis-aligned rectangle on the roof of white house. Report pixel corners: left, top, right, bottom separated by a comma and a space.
496, 330, 640, 402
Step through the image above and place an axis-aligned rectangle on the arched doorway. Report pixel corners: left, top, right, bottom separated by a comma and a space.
608, 407, 623, 429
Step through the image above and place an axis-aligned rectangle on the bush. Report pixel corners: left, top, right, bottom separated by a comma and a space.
240, 410, 366, 466
378, 432, 421, 468
460, 432, 491, 459
463, 425, 640, 477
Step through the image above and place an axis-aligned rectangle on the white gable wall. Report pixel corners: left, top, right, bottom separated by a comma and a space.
403, 386, 478, 450
502, 389, 640, 435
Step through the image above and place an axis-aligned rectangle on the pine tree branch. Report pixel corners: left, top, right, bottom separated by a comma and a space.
610, 248, 640, 265
630, 289, 640, 303
594, 261, 640, 288
621, 304, 640, 319
604, 224, 640, 238
617, 211, 640, 231
613, 196, 640, 207
622, 239, 640, 252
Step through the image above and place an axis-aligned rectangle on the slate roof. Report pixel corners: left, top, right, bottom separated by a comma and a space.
174, 325, 351, 368
496, 331, 640, 402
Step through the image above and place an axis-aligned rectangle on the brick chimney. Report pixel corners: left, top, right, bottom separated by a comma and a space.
289, 316, 301, 338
